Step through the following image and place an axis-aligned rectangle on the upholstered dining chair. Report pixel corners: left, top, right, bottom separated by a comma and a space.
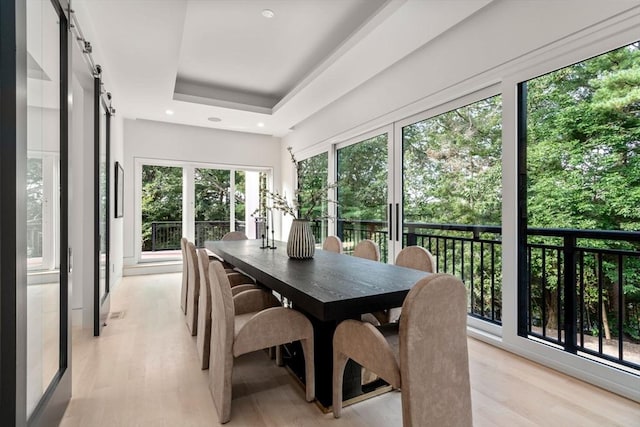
216, 231, 251, 272
180, 237, 189, 314
221, 231, 249, 241
395, 245, 435, 273
384, 245, 437, 323
185, 241, 200, 335
208, 260, 315, 424
323, 235, 343, 253
353, 239, 380, 261
332, 273, 472, 427
196, 249, 259, 370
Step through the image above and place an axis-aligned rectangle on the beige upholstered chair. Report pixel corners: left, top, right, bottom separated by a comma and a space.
217, 231, 250, 271
384, 245, 437, 323
323, 235, 343, 253
396, 245, 436, 273
332, 274, 472, 427
353, 239, 380, 261
196, 249, 259, 370
221, 231, 249, 241
208, 260, 315, 423
185, 241, 200, 335
180, 237, 189, 314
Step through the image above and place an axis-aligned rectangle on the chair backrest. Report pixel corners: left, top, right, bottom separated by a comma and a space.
208, 260, 235, 417
322, 235, 343, 253
353, 239, 380, 261
186, 241, 200, 299
180, 237, 189, 311
221, 231, 248, 241
399, 274, 472, 427
395, 246, 435, 273
197, 248, 211, 305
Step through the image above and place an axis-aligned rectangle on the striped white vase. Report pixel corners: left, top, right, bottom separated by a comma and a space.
286, 219, 316, 259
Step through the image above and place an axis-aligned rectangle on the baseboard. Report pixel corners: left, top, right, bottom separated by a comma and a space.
123, 261, 182, 276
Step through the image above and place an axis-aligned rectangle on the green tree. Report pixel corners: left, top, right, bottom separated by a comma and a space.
526, 42, 640, 340
141, 165, 182, 250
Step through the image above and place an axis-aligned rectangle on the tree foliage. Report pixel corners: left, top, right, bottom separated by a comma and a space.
526, 42, 640, 341
403, 96, 502, 225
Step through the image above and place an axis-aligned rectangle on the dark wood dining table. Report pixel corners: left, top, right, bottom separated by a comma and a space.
205, 239, 430, 408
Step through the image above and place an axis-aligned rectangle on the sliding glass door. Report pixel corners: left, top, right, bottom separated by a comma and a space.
139, 162, 267, 261
194, 167, 231, 246
399, 95, 503, 323
141, 165, 183, 260
94, 79, 111, 336
25, 0, 70, 424
336, 128, 393, 262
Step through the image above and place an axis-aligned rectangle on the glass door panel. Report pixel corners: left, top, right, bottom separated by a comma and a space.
141, 165, 183, 260
298, 152, 329, 245
26, 0, 62, 417
234, 171, 246, 234
337, 133, 390, 262
401, 95, 502, 321
95, 94, 111, 335
194, 168, 231, 246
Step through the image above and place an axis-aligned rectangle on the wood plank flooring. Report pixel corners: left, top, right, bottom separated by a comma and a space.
60, 273, 640, 426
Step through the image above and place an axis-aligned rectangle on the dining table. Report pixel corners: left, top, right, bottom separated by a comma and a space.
205, 239, 431, 408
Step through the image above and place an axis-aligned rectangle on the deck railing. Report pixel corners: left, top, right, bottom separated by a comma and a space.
330, 219, 638, 370
144, 220, 246, 251
525, 228, 640, 370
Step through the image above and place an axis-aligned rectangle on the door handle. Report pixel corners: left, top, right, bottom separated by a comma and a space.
396, 203, 400, 242
388, 203, 393, 241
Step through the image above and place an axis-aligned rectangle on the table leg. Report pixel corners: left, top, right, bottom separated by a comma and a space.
284, 316, 361, 408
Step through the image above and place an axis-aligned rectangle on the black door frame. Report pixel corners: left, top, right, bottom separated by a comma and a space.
94, 74, 111, 336
0, 0, 72, 425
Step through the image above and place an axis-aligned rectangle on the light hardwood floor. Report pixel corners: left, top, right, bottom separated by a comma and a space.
60, 273, 640, 427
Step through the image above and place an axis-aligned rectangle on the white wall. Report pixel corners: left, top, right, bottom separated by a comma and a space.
110, 113, 124, 288
283, 0, 640, 403
122, 119, 281, 265
69, 67, 95, 329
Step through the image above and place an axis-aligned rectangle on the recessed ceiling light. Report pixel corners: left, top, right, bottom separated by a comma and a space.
207, 117, 222, 122
261, 9, 275, 18
257, 122, 265, 127
165, 109, 174, 115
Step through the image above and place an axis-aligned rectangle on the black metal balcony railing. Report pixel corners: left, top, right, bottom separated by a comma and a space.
328, 219, 638, 370
525, 228, 640, 370
333, 220, 502, 324
144, 220, 245, 252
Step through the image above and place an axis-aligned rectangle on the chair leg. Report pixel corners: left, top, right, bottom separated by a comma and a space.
332, 351, 348, 418
300, 337, 315, 402
209, 356, 233, 424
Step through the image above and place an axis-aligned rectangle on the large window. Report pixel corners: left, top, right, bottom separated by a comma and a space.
141, 165, 183, 256
139, 162, 265, 261
297, 152, 329, 244
337, 134, 389, 261
401, 95, 503, 323
520, 41, 640, 369
194, 167, 231, 246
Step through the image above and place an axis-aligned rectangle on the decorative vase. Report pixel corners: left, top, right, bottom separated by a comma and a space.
287, 219, 316, 259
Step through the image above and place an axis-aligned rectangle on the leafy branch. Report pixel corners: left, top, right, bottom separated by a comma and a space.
253, 147, 338, 220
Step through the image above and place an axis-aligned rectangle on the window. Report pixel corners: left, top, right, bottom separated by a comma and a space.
337, 134, 389, 261
519, 41, 640, 370
139, 162, 267, 261
297, 152, 329, 244
401, 95, 503, 323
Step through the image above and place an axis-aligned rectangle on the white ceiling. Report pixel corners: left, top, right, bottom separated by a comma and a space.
73, 0, 494, 136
